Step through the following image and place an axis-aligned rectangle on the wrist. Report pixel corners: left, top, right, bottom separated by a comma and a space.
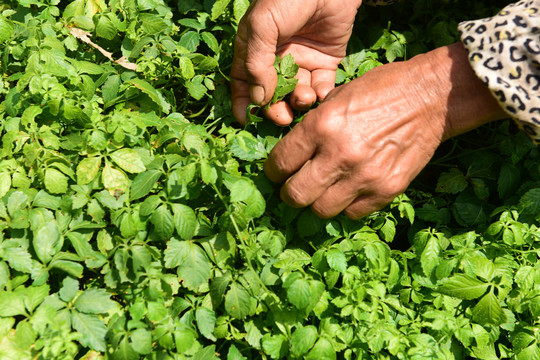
410, 43, 506, 141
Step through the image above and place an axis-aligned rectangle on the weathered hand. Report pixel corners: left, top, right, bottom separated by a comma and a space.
264, 43, 506, 218
230, 0, 362, 125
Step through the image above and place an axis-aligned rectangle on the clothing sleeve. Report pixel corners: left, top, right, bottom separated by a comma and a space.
458, 0, 540, 144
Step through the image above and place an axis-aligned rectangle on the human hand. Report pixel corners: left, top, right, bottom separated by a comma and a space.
264, 43, 506, 218
230, 0, 362, 125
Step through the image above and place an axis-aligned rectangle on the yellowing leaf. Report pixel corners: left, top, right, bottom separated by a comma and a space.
102, 163, 129, 196
110, 148, 146, 174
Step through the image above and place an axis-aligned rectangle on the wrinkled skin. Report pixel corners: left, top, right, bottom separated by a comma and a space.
230, 0, 362, 125
231, 0, 507, 218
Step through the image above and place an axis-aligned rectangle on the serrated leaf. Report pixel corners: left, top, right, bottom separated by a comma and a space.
420, 236, 440, 277
44, 168, 68, 194
0, 172, 11, 198
230, 131, 266, 161
262, 334, 288, 359
102, 163, 129, 196
306, 338, 335, 360
201, 32, 219, 53
128, 78, 171, 114
151, 205, 175, 240
287, 278, 311, 309
130, 170, 161, 200
472, 291, 507, 326
74, 288, 115, 314
164, 240, 211, 291
33, 221, 63, 264
0, 291, 26, 316
171, 203, 197, 240
437, 274, 489, 300
291, 326, 318, 357
436, 168, 467, 194
180, 31, 200, 52
211, 0, 232, 20
110, 148, 146, 174
179, 56, 195, 79
0, 16, 14, 43
225, 283, 251, 319
76, 156, 101, 185
196, 307, 216, 341
4, 247, 33, 273
326, 249, 347, 273
519, 188, 540, 218
130, 328, 153, 354
59, 277, 79, 303
71, 311, 107, 352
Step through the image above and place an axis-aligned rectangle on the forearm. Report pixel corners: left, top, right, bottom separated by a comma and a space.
405, 43, 507, 142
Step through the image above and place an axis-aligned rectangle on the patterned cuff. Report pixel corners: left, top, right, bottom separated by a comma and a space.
458, 0, 540, 144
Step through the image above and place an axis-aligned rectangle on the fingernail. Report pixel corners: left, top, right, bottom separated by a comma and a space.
251, 85, 265, 105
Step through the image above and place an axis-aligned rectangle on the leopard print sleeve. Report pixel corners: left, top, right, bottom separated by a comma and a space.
458, 0, 540, 144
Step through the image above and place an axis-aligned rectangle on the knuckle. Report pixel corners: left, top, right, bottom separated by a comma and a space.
311, 203, 336, 219
283, 184, 310, 207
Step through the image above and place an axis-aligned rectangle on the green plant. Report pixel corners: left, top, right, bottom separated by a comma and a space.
0, 0, 539, 359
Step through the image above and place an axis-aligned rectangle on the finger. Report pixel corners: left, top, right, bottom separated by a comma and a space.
291, 69, 316, 110
264, 116, 318, 182
243, 9, 280, 105
343, 194, 393, 220
310, 180, 369, 218
311, 69, 336, 101
263, 101, 294, 126
231, 77, 251, 125
279, 153, 343, 208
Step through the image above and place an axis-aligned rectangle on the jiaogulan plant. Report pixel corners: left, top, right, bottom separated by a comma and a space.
0, 0, 539, 359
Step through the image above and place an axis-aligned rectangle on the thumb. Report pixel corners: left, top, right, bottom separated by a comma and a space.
241, 8, 280, 105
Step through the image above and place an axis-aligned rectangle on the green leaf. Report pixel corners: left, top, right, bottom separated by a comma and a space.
71, 311, 107, 352
0, 172, 11, 198
74, 288, 115, 314
225, 283, 251, 319
306, 338, 336, 360
59, 277, 79, 303
437, 274, 489, 300
326, 249, 347, 273
33, 221, 63, 264
172, 203, 197, 240
228, 344, 247, 360
76, 156, 102, 185
230, 131, 266, 161
472, 290, 507, 326
180, 31, 200, 52
44, 168, 68, 194
151, 205, 175, 240
519, 188, 540, 218
130, 328, 153, 355
262, 334, 288, 359
287, 277, 311, 310
196, 307, 216, 341
0, 16, 14, 43
201, 32, 219, 53
102, 163, 130, 196
140, 13, 168, 34
420, 236, 440, 277
0, 291, 26, 317
279, 54, 299, 78
110, 149, 146, 174
140, 195, 162, 217
128, 79, 171, 114
179, 57, 195, 79
130, 170, 161, 200
211, 0, 232, 20
96, 14, 117, 39
164, 240, 211, 291
233, 0, 250, 21
291, 326, 318, 357
4, 247, 33, 273
436, 168, 467, 194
